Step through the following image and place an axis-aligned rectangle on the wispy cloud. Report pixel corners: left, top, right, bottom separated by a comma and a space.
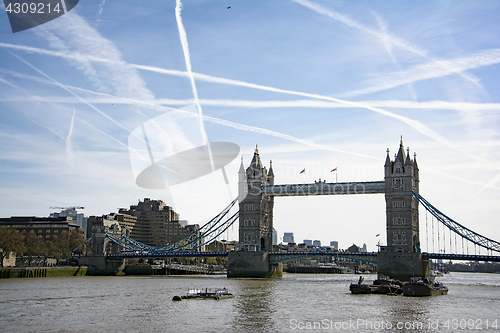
0, 42, 495, 162
35, 13, 154, 100
95, 0, 106, 28
0, 64, 376, 160
475, 172, 500, 196
293, 0, 482, 93
372, 11, 417, 100
293, 0, 427, 56
343, 49, 500, 97
3, 77, 499, 113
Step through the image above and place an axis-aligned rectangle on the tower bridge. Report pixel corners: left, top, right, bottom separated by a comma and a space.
100, 139, 500, 280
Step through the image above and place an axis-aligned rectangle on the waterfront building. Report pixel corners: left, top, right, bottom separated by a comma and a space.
330, 241, 338, 250
273, 228, 278, 246
361, 243, 367, 252
50, 208, 87, 238
116, 198, 200, 248
304, 239, 312, 246
313, 240, 321, 247
283, 232, 294, 243
0, 216, 83, 241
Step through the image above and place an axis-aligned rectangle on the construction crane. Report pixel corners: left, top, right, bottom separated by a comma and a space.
49, 206, 85, 210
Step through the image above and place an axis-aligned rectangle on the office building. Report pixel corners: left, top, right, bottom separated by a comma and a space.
283, 232, 294, 243
116, 198, 200, 247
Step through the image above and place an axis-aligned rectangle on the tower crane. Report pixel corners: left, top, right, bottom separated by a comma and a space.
49, 206, 85, 210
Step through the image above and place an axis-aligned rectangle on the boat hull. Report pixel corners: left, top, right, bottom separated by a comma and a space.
349, 283, 376, 294
403, 283, 448, 297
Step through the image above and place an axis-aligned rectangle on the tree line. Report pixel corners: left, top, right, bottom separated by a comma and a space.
0, 228, 86, 267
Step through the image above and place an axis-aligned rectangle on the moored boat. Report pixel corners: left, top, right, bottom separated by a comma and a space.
173, 287, 234, 300
403, 277, 448, 297
349, 282, 377, 294
349, 276, 402, 295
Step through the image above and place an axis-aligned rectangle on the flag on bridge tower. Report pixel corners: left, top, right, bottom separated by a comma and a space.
300, 169, 305, 174
331, 167, 338, 182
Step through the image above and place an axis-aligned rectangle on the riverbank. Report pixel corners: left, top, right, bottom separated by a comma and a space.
0, 266, 89, 278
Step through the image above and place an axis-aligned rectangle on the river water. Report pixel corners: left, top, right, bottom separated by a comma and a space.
1, 272, 499, 332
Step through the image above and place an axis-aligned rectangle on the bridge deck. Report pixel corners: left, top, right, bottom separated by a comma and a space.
104, 251, 500, 262
261, 181, 386, 196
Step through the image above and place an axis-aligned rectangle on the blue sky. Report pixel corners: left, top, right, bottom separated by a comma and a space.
1, 0, 499, 251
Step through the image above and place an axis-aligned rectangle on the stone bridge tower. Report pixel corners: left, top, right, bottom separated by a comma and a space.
384, 137, 420, 253
379, 138, 428, 281
237, 146, 274, 252
228, 146, 281, 278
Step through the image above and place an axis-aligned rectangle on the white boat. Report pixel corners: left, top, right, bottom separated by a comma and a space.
173, 288, 234, 300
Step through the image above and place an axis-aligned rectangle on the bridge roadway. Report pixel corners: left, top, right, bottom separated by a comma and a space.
261, 181, 386, 196
105, 251, 500, 263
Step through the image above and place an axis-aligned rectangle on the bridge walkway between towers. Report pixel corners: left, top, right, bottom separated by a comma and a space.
261, 181, 385, 196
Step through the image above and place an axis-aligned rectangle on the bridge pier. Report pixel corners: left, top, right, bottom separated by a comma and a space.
377, 251, 429, 281
227, 252, 282, 278
78, 255, 126, 276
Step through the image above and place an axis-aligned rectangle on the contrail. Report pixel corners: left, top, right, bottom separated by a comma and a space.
1, 61, 496, 164
3, 76, 499, 113
66, 108, 76, 166
475, 172, 500, 196
3, 49, 153, 153
2, 43, 497, 160
343, 48, 500, 98
373, 11, 417, 100
293, 0, 426, 56
175, 0, 210, 150
293, 0, 481, 90
0, 77, 29, 93
0, 66, 380, 160
3, 63, 498, 169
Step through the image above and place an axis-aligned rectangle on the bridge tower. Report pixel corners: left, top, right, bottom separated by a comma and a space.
378, 138, 429, 281
228, 146, 281, 277
237, 146, 274, 252
384, 137, 420, 253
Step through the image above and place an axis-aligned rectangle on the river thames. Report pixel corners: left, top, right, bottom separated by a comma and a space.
1, 272, 499, 332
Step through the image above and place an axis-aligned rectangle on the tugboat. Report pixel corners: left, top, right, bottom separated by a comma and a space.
403, 277, 448, 297
372, 276, 403, 295
349, 276, 377, 294
349, 276, 402, 295
172, 288, 234, 300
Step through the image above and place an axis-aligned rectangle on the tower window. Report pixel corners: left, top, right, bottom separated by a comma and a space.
392, 178, 403, 185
